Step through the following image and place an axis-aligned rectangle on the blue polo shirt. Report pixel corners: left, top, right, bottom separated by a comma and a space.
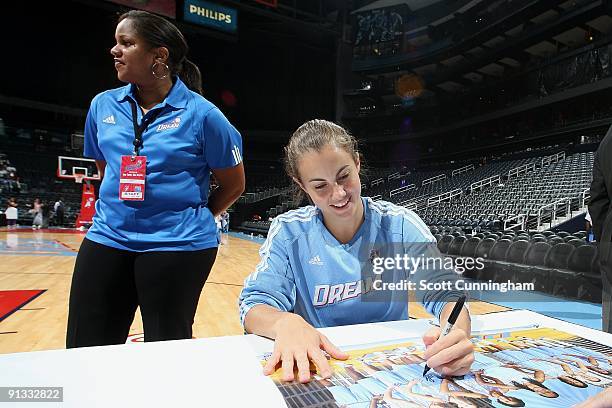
83, 77, 242, 251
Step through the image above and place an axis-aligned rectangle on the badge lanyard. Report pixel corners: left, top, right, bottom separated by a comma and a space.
128, 99, 162, 158
118, 99, 162, 201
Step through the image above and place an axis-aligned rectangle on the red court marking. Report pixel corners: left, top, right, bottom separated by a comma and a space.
0, 290, 46, 322
54, 240, 77, 252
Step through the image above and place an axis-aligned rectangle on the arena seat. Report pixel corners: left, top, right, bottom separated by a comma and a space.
460, 237, 481, 258
545, 241, 581, 297
566, 238, 585, 248
478, 239, 511, 281
437, 235, 454, 253
489, 239, 512, 262
506, 240, 530, 263
496, 240, 531, 283
522, 242, 553, 292
524, 242, 552, 266
475, 238, 497, 259
547, 236, 564, 246
447, 236, 467, 256
568, 245, 597, 274
545, 243, 574, 270
572, 231, 587, 239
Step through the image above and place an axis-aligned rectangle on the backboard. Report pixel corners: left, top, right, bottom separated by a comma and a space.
57, 156, 101, 181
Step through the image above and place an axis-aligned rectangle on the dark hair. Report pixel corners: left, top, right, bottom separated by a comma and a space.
119, 10, 202, 94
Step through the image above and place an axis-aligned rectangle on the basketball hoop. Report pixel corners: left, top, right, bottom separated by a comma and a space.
75, 174, 85, 184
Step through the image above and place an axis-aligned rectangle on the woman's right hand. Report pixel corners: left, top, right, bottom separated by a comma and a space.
263, 313, 349, 383
574, 387, 612, 408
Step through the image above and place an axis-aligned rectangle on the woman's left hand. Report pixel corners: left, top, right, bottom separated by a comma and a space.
422, 326, 474, 376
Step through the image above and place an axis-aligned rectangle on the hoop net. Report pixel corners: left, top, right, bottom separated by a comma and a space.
75, 174, 85, 184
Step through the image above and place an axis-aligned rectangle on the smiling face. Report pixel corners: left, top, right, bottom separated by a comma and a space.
295, 144, 362, 224
110, 19, 157, 84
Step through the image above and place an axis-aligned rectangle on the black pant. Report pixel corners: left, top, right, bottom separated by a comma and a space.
66, 238, 217, 348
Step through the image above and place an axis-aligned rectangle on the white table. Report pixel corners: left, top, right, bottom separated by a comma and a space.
2, 310, 611, 407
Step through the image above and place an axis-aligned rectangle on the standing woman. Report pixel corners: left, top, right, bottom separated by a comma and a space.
67, 10, 244, 347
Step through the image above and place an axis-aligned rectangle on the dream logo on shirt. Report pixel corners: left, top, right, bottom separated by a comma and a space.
156, 117, 181, 131
312, 277, 375, 307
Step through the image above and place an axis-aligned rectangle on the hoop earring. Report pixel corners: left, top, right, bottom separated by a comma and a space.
152, 61, 170, 80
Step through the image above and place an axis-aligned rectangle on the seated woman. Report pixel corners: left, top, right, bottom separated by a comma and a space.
239, 119, 474, 383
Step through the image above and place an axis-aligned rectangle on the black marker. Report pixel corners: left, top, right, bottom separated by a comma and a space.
422, 295, 466, 377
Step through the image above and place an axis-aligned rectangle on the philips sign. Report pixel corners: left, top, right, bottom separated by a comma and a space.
184, 0, 238, 33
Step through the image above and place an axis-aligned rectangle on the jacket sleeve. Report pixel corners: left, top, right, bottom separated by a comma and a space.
401, 209, 466, 320
238, 219, 296, 328
590, 147, 609, 242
